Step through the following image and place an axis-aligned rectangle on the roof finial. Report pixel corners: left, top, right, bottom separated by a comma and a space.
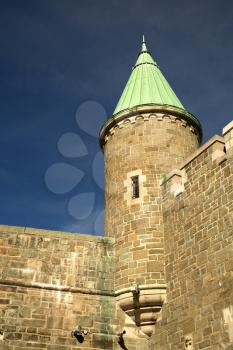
141, 34, 148, 52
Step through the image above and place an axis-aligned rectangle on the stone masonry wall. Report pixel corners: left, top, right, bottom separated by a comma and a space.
151, 134, 233, 350
0, 226, 117, 350
104, 114, 200, 290
0, 226, 113, 291
0, 226, 150, 350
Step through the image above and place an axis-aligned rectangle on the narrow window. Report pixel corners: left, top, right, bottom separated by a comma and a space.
131, 176, 139, 198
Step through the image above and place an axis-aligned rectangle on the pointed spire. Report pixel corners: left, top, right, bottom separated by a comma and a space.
141, 35, 148, 52
113, 37, 185, 115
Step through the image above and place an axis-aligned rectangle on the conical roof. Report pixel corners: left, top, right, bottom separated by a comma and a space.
113, 36, 185, 115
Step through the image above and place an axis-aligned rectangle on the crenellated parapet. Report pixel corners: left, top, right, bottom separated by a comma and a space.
153, 119, 233, 350
161, 119, 233, 199
160, 131, 230, 198
99, 104, 202, 149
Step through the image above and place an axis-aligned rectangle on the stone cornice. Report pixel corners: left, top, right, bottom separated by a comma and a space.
99, 104, 202, 149
0, 224, 113, 243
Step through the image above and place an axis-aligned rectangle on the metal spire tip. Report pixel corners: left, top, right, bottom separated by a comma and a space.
141, 34, 148, 52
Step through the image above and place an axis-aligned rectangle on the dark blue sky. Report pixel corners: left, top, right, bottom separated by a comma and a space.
0, 0, 233, 235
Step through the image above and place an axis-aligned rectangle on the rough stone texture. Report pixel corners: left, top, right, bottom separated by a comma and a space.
151, 134, 233, 349
0, 226, 149, 349
0, 227, 113, 291
103, 113, 200, 290
0, 226, 115, 349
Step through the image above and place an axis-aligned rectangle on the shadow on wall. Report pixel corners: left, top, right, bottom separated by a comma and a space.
118, 330, 127, 350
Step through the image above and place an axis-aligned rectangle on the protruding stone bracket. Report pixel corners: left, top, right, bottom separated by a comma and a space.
223, 120, 233, 158
211, 139, 226, 164
161, 169, 185, 197
115, 284, 166, 336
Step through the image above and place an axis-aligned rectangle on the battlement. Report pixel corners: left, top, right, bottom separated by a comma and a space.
153, 120, 233, 349
161, 119, 233, 198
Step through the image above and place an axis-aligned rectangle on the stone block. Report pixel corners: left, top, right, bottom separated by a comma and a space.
223, 120, 233, 157
92, 333, 113, 349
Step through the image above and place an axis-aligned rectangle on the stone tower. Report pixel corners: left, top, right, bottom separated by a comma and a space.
99, 37, 202, 335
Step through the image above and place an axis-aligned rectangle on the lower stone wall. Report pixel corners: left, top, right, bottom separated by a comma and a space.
0, 226, 149, 350
0, 285, 115, 350
151, 147, 233, 349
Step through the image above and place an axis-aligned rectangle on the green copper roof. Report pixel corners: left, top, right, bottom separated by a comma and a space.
113, 36, 185, 115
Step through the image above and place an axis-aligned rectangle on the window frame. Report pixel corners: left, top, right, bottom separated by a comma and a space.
131, 175, 140, 199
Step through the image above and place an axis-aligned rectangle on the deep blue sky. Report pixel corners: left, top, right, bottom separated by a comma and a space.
0, 0, 233, 235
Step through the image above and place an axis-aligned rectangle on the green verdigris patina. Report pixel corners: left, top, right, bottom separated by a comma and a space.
113, 36, 184, 115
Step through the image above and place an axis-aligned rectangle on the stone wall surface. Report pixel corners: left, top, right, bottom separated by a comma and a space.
103, 114, 200, 290
0, 226, 149, 350
151, 137, 233, 349
0, 227, 113, 291
0, 226, 114, 349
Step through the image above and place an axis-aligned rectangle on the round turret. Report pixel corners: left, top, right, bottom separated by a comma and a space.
99, 38, 202, 335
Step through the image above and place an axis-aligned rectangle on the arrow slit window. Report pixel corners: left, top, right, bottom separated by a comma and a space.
131, 175, 139, 198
